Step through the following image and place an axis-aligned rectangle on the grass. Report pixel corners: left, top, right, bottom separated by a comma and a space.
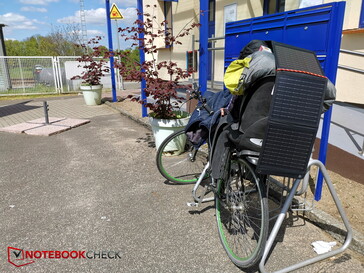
0, 83, 79, 99
8, 67, 34, 79
1, 85, 56, 94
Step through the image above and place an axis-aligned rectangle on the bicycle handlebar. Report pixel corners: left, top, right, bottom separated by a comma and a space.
190, 83, 214, 116
201, 100, 214, 115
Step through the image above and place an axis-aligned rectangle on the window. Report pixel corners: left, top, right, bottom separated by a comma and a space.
164, 1, 173, 29
299, 0, 323, 9
263, 0, 285, 15
209, 0, 215, 22
162, 0, 173, 47
223, 4, 237, 35
186, 50, 198, 72
264, 0, 325, 15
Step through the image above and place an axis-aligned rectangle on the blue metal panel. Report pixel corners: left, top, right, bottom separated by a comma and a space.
252, 14, 285, 30
252, 27, 284, 42
224, 33, 248, 59
224, 3, 340, 58
285, 22, 328, 54
224, 2, 346, 200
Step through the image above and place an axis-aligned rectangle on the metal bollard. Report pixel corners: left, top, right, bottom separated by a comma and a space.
359, 139, 364, 156
43, 101, 50, 125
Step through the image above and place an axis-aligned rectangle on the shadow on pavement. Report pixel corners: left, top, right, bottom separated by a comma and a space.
0, 101, 41, 118
136, 133, 155, 148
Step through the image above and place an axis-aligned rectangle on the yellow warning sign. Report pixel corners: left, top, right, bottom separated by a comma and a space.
110, 3, 123, 20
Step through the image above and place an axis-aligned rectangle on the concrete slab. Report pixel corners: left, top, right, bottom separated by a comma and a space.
52, 118, 90, 128
0, 122, 43, 134
0, 117, 90, 136
28, 117, 66, 124
25, 124, 70, 136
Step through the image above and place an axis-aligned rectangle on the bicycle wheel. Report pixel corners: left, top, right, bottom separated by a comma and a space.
156, 130, 208, 184
215, 157, 268, 268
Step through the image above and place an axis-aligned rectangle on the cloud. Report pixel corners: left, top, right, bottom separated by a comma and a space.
87, 29, 105, 37
72, 29, 105, 38
0, 13, 34, 28
57, 7, 137, 26
57, 8, 104, 25
119, 7, 138, 24
21, 6, 48, 13
19, 0, 59, 5
98, 0, 136, 9
0, 12, 42, 30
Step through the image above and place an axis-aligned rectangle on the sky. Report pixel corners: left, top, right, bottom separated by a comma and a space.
0, 0, 138, 49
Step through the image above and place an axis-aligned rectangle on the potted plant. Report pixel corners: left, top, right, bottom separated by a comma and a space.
72, 37, 110, 106
114, 5, 200, 148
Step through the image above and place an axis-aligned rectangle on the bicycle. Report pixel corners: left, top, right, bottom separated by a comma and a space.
155, 84, 214, 184
156, 82, 270, 268
155, 41, 354, 272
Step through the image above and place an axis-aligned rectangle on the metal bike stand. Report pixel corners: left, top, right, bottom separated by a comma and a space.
359, 139, 364, 156
43, 101, 50, 125
259, 159, 353, 273
187, 162, 214, 207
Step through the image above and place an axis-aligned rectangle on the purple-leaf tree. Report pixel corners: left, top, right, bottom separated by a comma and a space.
114, 5, 200, 119
71, 36, 111, 86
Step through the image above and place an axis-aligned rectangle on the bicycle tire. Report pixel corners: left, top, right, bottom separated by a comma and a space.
156, 130, 208, 184
215, 157, 269, 268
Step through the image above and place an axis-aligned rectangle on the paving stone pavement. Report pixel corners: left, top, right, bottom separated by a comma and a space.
0, 96, 117, 128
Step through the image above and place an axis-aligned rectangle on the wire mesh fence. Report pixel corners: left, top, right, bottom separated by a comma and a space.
57, 56, 119, 94
0, 56, 57, 95
0, 56, 121, 96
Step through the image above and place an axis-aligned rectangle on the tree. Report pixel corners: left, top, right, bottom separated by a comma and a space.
24, 36, 42, 56
4, 40, 24, 56
114, 6, 199, 118
4, 23, 85, 56
116, 47, 139, 74
47, 23, 85, 56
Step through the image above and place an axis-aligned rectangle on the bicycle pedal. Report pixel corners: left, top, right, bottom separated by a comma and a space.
187, 202, 199, 207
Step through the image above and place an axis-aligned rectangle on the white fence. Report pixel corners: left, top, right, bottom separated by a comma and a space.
0, 56, 122, 96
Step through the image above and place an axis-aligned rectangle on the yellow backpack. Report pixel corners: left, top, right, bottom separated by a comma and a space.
223, 57, 251, 96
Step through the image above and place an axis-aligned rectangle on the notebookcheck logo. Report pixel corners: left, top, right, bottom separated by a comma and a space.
7, 247, 35, 267
7, 246, 121, 267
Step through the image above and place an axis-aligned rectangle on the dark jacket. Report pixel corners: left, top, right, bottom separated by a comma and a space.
185, 89, 232, 147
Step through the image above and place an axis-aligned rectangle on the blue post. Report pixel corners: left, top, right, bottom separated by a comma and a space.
137, 0, 147, 117
316, 108, 333, 200
105, 0, 117, 102
315, 1, 346, 201
199, 0, 209, 95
